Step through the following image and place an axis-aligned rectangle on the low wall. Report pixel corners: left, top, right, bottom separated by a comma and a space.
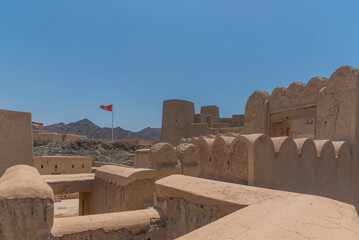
33, 130, 63, 142
62, 134, 87, 142
51, 208, 164, 240
244, 134, 359, 206
0, 165, 54, 240
154, 132, 359, 207
0, 109, 34, 176
115, 139, 154, 147
34, 156, 92, 175
33, 130, 87, 143
154, 175, 295, 239
88, 166, 157, 214
148, 142, 199, 178
155, 175, 359, 240
134, 149, 150, 168
43, 173, 94, 194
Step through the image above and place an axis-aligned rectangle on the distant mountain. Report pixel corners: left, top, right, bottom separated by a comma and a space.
33, 118, 161, 141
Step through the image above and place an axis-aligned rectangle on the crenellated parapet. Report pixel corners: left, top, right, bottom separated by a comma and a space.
243, 65, 359, 148
240, 134, 356, 205
270, 76, 328, 113
148, 142, 199, 178
176, 132, 358, 206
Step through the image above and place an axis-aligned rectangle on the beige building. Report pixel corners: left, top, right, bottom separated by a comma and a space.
160, 99, 244, 146
34, 156, 92, 175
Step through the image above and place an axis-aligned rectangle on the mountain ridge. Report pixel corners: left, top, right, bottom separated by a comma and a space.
33, 118, 161, 141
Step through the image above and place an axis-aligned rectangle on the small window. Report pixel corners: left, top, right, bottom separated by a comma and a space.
176, 120, 178, 122
82, 165, 84, 168
41, 165, 43, 169
72, 165, 74, 168
55, 165, 57, 169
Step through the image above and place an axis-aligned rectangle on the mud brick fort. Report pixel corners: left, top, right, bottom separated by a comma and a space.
0, 65, 359, 239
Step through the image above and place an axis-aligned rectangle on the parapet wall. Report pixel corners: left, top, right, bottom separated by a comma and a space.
243, 65, 359, 147
34, 156, 92, 175
169, 176, 359, 240
148, 142, 199, 178
0, 165, 54, 240
152, 131, 359, 207
51, 208, 164, 240
134, 149, 150, 168
269, 77, 328, 113
245, 134, 358, 206
88, 166, 157, 214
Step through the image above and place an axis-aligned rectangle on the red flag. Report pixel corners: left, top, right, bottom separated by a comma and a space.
99, 104, 113, 112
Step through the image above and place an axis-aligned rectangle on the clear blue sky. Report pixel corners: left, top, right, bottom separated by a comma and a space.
1, 0, 359, 131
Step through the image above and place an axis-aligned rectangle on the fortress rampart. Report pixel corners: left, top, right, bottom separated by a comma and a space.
244, 65, 359, 147
140, 133, 359, 207
1, 65, 359, 240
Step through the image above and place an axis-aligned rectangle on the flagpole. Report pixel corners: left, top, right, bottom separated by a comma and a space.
112, 105, 114, 142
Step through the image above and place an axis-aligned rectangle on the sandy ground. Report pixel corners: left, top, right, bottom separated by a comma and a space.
54, 198, 79, 218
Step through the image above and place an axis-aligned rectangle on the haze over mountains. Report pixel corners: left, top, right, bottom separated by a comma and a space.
33, 118, 161, 141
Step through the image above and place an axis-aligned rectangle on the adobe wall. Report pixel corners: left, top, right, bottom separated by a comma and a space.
0, 109, 34, 176
186, 123, 210, 138
88, 166, 157, 214
160, 99, 195, 146
116, 139, 154, 147
62, 134, 87, 142
134, 149, 150, 168
51, 208, 165, 240
148, 142, 199, 178
0, 165, 54, 240
243, 65, 359, 142
160, 100, 244, 146
43, 173, 94, 195
269, 77, 327, 113
174, 133, 359, 207
33, 130, 87, 143
200, 105, 219, 117
34, 156, 92, 175
154, 175, 299, 239
243, 134, 359, 206
316, 66, 359, 145
33, 130, 63, 142
243, 91, 270, 134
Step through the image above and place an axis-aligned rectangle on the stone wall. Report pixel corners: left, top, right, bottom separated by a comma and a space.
34, 156, 92, 175
0, 109, 34, 176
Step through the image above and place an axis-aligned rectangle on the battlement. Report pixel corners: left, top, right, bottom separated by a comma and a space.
153, 130, 359, 207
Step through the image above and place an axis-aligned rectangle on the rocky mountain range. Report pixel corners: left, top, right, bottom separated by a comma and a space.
33, 118, 161, 141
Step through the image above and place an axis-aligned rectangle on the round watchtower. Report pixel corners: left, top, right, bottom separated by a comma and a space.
160, 99, 195, 146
